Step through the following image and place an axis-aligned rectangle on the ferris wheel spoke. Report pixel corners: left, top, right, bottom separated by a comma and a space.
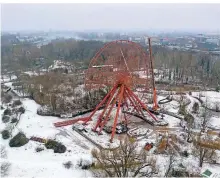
120, 48, 137, 89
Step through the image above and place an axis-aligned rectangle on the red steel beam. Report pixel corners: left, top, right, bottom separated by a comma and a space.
110, 84, 124, 142
125, 86, 158, 121
93, 87, 118, 131
98, 86, 122, 135
54, 117, 89, 127
83, 83, 118, 124
124, 89, 142, 116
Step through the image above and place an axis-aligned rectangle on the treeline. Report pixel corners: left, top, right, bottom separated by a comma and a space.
152, 48, 220, 87
16, 72, 107, 113
1, 35, 220, 87
41, 39, 104, 63
1, 38, 105, 74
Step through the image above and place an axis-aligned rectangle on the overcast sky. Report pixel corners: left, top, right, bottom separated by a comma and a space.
1, 3, 220, 32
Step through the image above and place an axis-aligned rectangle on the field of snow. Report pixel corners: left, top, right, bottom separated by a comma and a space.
192, 91, 220, 110
209, 116, 220, 130
0, 95, 182, 177
1, 98, 95, 177
190, 91, 220, 130
4, 81, 30, 97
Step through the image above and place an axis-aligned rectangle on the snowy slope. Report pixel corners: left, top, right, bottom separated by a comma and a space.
1, 98, 94, 178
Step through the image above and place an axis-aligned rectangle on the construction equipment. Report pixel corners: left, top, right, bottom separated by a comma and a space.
148, 38, 159, 111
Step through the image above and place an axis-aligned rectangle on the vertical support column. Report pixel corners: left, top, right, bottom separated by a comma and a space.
110, 84, 124, 142
148, 38, 159, 111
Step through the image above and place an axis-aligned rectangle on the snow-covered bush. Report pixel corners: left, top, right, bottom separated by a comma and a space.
2, 116, 10, 123
35, 146, 44, 152
1, 146, 7, 158
178, 105, 186, 115
45, 139, 66, 153
11, 118, 18, 123
45, 140, 58, 149
182, 150, 189, 157
215, 102, 220, 112
1, 130, 10, 139
192, 102, 199, 113
12, 100, 22, 107
4, 95, 12, 103
18, 107, 25, 114
9, 132, 29, 147
1, 146, 11, 177
77, 158, 93, 170
37, 105, 53, 115
1, 162, 11, 177
53, 144, 66, 153
3, 109, 12, 116
63, 161, 73, 169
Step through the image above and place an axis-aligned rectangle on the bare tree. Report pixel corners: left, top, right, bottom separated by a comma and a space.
91, 137, 158, 177
185, 113, 194, 143
193, 137, 217, 167
164, 150, 176, 177
200, 105, 211, 133
192, 105, 217, 167
215, 102, 220, 112
192, 102, 199, 114
1, 146, 11, 177
1, 146, 7, 159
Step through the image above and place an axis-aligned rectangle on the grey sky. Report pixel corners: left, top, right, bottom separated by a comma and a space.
1, 3, 220, 32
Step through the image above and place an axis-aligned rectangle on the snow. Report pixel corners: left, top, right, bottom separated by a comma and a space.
1, 75, 17, 83
3, 82, 29, 97
190, 92, 220, 130
127, 127, 151, 137
4, 82, 13, 88
209, 116, 220, 130
1, 98, 94, 178
48, 60, 75, 73
162, 114, 181, 127
24, 71, 44, 76
74, 85, 86, 98
2, 79, 220, 177
192, 91, 220, 110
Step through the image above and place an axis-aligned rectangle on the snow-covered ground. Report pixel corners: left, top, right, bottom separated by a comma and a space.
191, 92, 220, 130
1, 98, 94, 177
2, 78, 220, 177
1, 75, 17, 83
192, 91, 220, 110
209, 116, 220, 130
24, 71, 46, 76
4, 82, 29, 97
0, 94, 180, 177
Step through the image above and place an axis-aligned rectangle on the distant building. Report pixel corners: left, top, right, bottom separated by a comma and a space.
185, 44, 193, 48
206, 38, 219, 45
48, 60, 75, 74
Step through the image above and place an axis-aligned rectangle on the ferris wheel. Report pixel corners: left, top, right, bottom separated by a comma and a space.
54, 39, 160, 142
